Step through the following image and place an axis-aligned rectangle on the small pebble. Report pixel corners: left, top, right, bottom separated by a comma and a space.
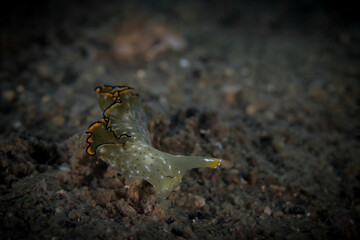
264, 206, 272, 216
246, 104, 257, 115
16, 85, 25, 92
52, 116, 66, 126
269, 184, 286, 192
273, 211, 284, 218
42, 95, 52, 103
2, 90, 15, 101
193, 196, 206, 209
220, 159, 233, 169
222, 84, 242, 104
12, 121, 22, 129
136, 69, 147, 79
224, 68, 234, 78
179, 58, 189, 68
38, 65, 53, 78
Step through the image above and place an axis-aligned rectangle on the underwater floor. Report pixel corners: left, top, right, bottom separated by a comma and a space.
1, 0, 359, 239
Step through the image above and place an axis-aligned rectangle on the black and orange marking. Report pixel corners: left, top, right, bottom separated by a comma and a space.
86, 85, 138, 156
86, 119, 107, 155
95, 85, 134, 101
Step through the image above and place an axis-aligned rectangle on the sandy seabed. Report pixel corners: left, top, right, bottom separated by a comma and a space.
1, 0, 359, 239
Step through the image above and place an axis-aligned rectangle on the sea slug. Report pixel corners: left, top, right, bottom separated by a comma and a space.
86, 85, 221, 197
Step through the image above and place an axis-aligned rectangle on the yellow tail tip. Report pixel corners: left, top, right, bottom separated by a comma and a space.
204, 158, 222, 168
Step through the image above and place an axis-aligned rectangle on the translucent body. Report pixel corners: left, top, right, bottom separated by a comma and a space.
86, 85, 221, 197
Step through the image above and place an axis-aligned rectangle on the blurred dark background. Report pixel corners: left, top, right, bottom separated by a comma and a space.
1, 1, 360, 239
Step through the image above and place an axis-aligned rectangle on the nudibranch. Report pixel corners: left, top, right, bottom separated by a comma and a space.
86, 85, 221, 198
